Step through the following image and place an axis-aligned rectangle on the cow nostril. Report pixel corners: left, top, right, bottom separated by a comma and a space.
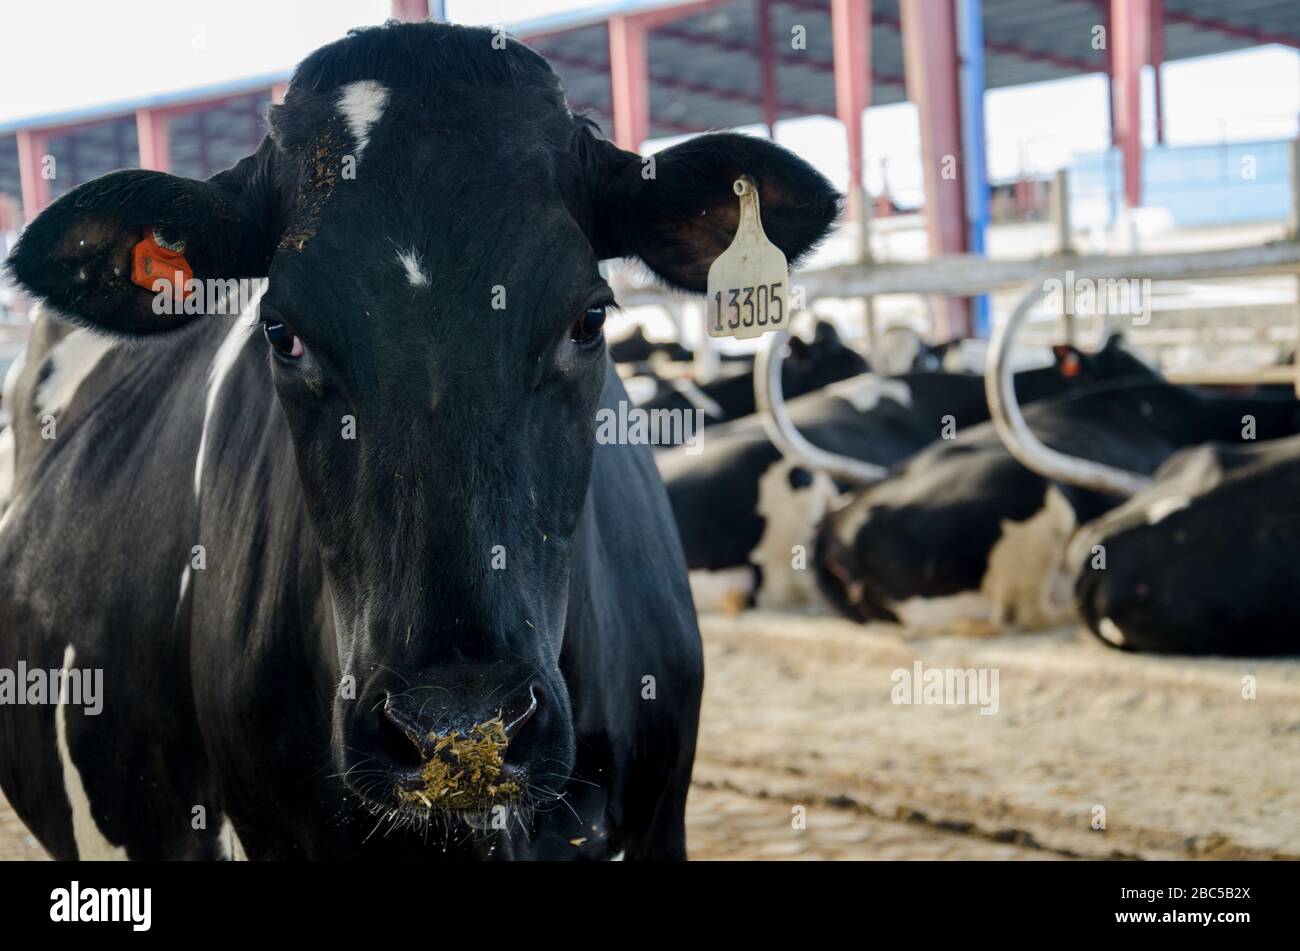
377, 696, 426, 769
503, 685, 540, 739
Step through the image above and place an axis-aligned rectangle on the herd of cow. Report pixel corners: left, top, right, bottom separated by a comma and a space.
623, 320, 1300, 657
0, 21, 1291, 863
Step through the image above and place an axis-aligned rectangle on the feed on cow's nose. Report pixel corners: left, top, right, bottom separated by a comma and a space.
396, 716, 520, 810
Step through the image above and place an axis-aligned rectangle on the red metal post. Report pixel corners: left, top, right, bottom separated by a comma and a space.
832, 0, 872, 223
1111, 0, 1149, 208
15, 129, 51, 218
1150, 0, 1165, 145
608, 16, 650, 151
1102, 0, 1117, 146
757, 0, 780, 135
135, 109, 172, 173
900, 0, 971, 339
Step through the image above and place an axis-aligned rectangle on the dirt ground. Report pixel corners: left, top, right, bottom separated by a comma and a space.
3, 610, 1297, 861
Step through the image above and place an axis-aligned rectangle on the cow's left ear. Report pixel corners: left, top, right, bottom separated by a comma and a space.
589, 132, 841, 292
4, 140, 278, 336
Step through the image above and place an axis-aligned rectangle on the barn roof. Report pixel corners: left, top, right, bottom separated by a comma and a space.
1, 0, 1295, 140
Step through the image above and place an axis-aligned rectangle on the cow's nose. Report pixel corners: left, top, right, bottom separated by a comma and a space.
379, 695, 435, 763
376, 684, 544, 765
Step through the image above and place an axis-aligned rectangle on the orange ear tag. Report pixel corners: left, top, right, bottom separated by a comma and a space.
131, 229, 195, 301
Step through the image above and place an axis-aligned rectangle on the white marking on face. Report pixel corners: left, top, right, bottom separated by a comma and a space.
1145, 494, 1190, 525
1097, 617, 1126, 646
33, 329, 117, 417
748, 459, 836, 610
194, 284, 266, 499
337, 80, 391, 161
56, 644, 127, 860
609, 850, 625, 861
396, 248, 430, 288
823, 374, 912, 413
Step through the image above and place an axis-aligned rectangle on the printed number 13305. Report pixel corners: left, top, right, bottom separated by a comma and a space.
710, 281, 785, 338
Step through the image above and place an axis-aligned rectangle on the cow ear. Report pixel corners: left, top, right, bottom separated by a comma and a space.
590, 132, 841, 292
4, 140, 278, 336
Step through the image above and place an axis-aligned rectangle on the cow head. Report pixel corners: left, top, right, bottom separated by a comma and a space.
5, 23, 839, 824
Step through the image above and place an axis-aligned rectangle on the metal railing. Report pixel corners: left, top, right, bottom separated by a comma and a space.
748, 143, 1300, 495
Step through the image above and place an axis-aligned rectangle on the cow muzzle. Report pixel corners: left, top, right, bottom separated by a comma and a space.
340, 668, 571, 819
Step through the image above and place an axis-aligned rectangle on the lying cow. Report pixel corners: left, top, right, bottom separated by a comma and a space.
1073, 433, 1300, 655
607, 325, 694, 365
814, 378, 1300, 633
636, 320, 867, 425
665, 335, 1155, 610
0, 21, 841, 859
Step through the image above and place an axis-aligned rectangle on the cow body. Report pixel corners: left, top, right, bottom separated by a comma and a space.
663, 339, 1154, 610
1073, 434, 1300, 655
0, 22, 841, 859
0, 305, 702, 859
815, 380, 1300, 633
636, 321, 867, 427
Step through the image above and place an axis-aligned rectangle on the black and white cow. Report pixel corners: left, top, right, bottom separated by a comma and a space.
663, 336, 1155, 610
0, 22, 841, 859
815, 379, 1300, 633
1073, 433, 1300, 655
635, 320, 867, 426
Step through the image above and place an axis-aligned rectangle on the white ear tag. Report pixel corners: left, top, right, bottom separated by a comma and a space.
706, 176, 789, 340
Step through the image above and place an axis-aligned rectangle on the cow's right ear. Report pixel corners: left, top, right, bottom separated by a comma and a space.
4, 140, 278, 335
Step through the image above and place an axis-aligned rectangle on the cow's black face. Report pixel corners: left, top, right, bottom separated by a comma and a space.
5, 21, 840, 831
261, 70, 618, 818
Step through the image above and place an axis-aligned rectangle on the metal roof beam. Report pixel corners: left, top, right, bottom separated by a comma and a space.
543, 49, 831, 118
653, 23, 907, 86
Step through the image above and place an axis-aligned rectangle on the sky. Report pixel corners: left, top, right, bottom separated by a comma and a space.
1, 0, 1296, 200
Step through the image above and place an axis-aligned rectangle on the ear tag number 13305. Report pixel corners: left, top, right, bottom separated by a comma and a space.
706, 176, 790, 340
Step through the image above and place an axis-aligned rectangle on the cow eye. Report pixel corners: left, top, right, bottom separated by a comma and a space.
572, 304, 607, 345
263, 319, 304, 359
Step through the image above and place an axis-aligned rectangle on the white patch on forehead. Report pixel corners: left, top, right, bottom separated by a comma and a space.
397, 248, 430, 288
57, 644, 128, 859
34, 329, 117, 417
337, 80, 390, 161
1097, 617, 1126, 646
